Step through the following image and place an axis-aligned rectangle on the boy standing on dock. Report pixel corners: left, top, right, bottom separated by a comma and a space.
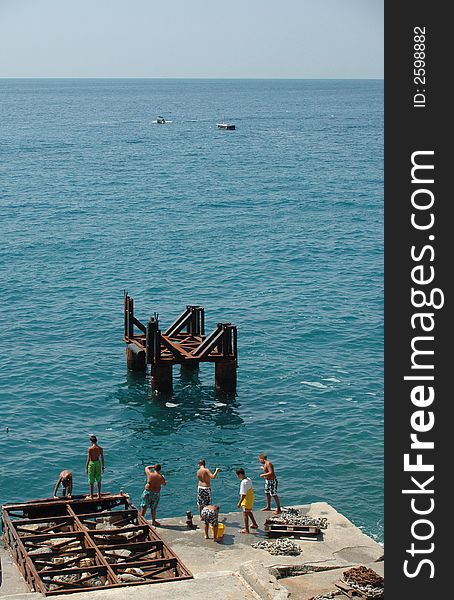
140, 464, 166, 526
86, 435, 104, 499
196, 459, 220, 517
236, 468, 259, 533
258, 452, 281, 514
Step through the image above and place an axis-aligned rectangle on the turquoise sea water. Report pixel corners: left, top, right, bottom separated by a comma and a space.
0, 79, 383, 541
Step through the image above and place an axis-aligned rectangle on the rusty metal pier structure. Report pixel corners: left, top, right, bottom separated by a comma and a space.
2, 494, 192, 596
123, 292, 238, 393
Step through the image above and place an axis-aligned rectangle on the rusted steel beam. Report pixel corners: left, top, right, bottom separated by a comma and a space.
87, 524, 148, 536
131, 299, 135, 337
141, 564, 177, 578
133, 317, 146, 333
188, 306, 203, 335
100, 540, 163, 553
146, 317, 156, 364
3, 494, 127, 512
191, 324, 224, 358
39, 564, 108, 577
33, 549, 97, 570
11, 514, 75, 526
20, 531, 84, 542
200, 307, 205, 335
233, 325, 238, 364
43, 577, 193, 595
2, 509, 47, 594
124, 291, 129, 338
75, 508, 138, 520
225, 324, 233, 355
112, 558, 177, 570
163, 306, 192, 337
146, 316, 166, 366
160, 336, 194, 361
16, 521, 74, 535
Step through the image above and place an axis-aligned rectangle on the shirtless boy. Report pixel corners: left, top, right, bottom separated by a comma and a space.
196, 459, 220, 516
140, 464, 166, 526
53, 470, 73, 498
86, 435, 104, 499
258, 452, 281, 514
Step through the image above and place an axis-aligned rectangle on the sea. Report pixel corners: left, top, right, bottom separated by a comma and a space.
0, 79, 383, 542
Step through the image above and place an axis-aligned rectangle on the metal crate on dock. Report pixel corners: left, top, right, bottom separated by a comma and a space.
1, 494, 192, 596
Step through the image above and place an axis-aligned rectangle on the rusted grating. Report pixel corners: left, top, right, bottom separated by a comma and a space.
1, 494, 192, 595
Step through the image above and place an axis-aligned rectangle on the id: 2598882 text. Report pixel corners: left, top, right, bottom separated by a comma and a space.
413, 26, 426, 108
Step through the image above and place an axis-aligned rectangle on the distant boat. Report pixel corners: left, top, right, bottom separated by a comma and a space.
217, 122, 236, 130
156, 116, 166, 124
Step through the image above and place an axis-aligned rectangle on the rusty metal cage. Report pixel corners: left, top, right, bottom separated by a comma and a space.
1, 494, 192, 595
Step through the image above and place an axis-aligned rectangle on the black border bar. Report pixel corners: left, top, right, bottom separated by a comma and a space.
385, 2, 449, 596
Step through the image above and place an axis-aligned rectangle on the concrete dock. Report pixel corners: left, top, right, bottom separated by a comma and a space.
1, 502, 383, 600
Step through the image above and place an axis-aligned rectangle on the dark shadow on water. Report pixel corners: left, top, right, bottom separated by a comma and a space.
113, 367, 244, 435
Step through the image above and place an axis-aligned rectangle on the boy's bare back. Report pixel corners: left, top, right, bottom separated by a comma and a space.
197, 466, 211, 486
88, 444, 103, 461
145, 467, 166, 492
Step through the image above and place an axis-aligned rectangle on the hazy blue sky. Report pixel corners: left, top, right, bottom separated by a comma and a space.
0, 0, 383, 78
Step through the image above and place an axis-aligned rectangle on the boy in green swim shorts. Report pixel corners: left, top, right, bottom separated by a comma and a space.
86, 435, 104, 498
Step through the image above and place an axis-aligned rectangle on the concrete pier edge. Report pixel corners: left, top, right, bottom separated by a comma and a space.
237, 561, 290, 599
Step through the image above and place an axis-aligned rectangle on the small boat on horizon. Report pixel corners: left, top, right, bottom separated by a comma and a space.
156, 116, 166, 124
217, 122, 236, 130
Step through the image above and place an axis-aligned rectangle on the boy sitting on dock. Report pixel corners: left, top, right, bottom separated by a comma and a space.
196, 459, 220, 517
140, 464, 166, 526
258, 452, 281, 514
53, 470, 73, 498
236, 468, 259, 533
86, 435, 104, 499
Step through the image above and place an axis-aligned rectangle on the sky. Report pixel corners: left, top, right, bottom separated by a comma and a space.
0, 0, 383, 78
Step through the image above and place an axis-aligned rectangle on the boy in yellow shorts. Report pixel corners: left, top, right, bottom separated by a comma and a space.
236, 468, 259, 533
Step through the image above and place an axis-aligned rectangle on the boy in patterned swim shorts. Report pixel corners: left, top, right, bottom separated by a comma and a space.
140, 464, 166, 526
200, 504, 220, 540
258, 452, 281, 514
196, 459, 220, 517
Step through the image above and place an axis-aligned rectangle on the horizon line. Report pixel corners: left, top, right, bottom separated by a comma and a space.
0, 76, 384, 81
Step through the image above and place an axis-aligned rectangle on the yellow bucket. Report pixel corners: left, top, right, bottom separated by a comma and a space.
210, 522, 224, 539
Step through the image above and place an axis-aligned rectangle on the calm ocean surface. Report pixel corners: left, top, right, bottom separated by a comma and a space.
0, 79, 383, 541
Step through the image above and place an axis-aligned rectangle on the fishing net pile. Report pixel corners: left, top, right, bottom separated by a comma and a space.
251, 538, 301, 556
268, 507, 328, 529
